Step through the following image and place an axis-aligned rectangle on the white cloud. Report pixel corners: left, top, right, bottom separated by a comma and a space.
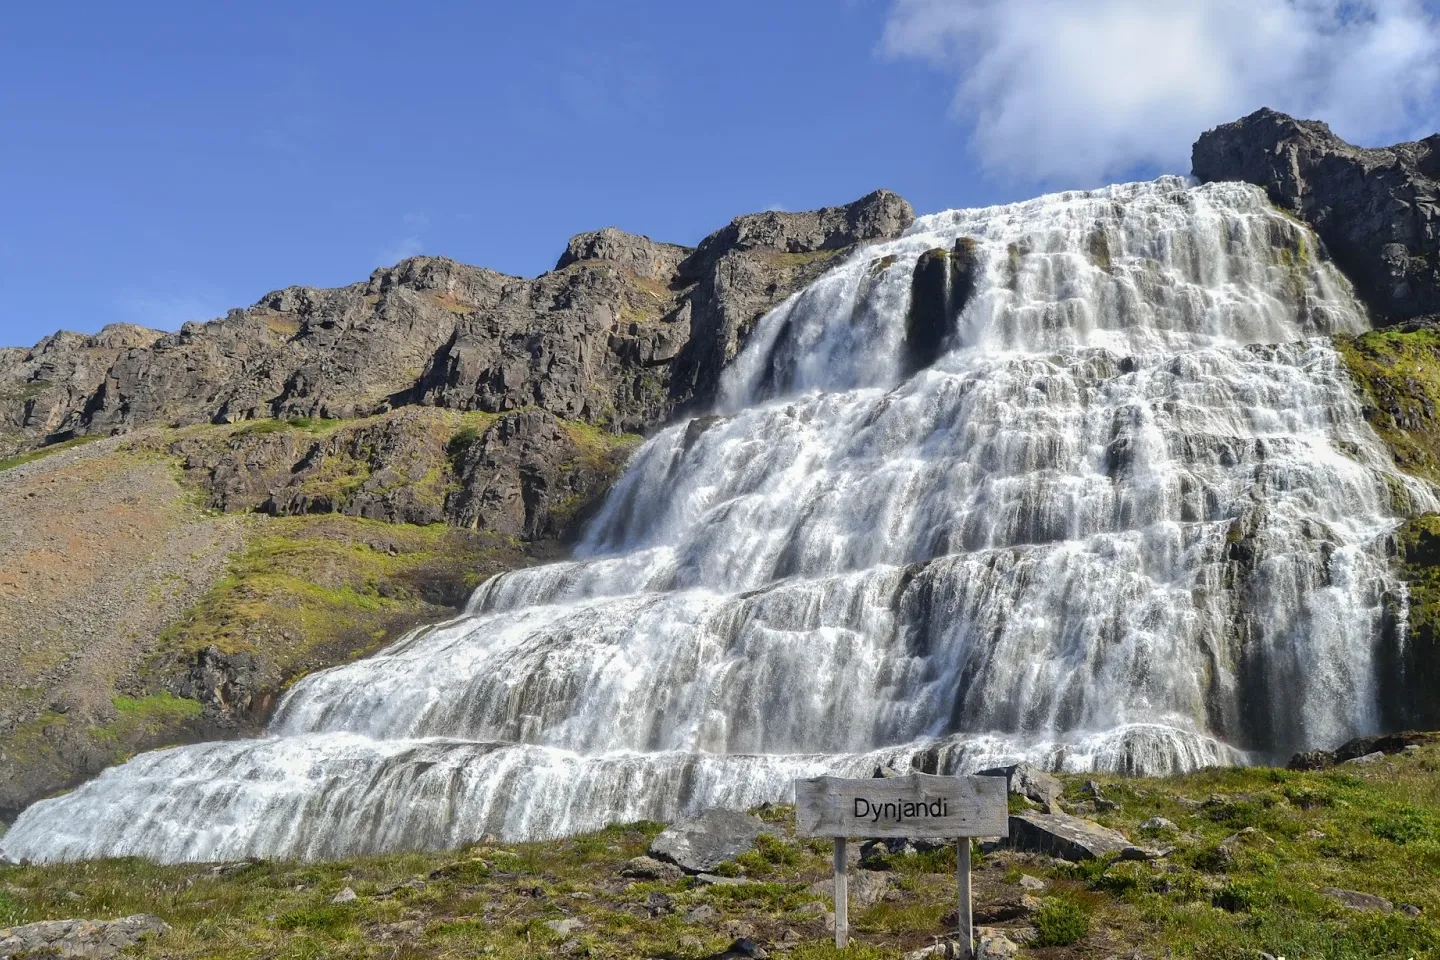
882, 0, 1440, 184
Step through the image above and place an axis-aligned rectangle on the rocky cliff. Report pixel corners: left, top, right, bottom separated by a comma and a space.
0, 190, 915, 822
1193, 108, 1440, 325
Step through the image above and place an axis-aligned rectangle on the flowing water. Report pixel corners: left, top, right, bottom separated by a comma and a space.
4, 177, 1431, 863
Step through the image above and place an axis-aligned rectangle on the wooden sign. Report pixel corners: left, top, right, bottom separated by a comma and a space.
794, 774, 1009, 957
795, 773, 1008, 839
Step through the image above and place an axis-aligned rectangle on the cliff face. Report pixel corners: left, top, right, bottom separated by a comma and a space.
1193, 108, 1440, 325
0, 191, 915, 821
0, 189, 915, 458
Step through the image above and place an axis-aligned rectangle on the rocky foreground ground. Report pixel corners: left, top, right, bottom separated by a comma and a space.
3, 741, 1439, 960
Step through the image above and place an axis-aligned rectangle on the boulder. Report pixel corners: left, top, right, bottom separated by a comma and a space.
1007, 812, 1131, 861
1322, 887, 1394, 913
1193, 108, 1440, 325
649, 809, 780, 874
0, 915, 168, 959
618, 856, 683, 881
977, 762, 1064, 813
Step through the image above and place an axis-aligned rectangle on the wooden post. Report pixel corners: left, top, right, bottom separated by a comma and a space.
833, 837, 848, 949
958, 838, 973, 959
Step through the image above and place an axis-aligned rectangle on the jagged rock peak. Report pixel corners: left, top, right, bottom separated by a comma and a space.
554, 227, 691, 280
1193, 108, 1440, 323
679, 188, 916, 280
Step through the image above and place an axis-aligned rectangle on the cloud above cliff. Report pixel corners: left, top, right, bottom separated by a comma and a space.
882, 0, 1440, 184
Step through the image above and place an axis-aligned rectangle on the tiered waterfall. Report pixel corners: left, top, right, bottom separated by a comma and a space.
4, 176, 1430, 863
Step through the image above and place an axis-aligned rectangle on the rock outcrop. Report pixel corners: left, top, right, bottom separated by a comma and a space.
0, 191, 915, 457
648, 809, 781, 874
1006, 812, 1132, 861
0, 914, 168, 959
1193, 108, 1440, 324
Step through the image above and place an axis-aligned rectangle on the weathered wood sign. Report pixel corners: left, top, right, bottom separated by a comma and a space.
795, 774, 1009, 957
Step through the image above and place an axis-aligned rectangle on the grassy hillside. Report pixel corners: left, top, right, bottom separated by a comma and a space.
5, 748, 1440, 959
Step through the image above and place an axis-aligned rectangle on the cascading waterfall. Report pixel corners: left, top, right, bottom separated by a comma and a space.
4, 176, 1432, 864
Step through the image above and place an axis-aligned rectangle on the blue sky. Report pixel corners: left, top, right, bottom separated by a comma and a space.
3, 0, 1438, 348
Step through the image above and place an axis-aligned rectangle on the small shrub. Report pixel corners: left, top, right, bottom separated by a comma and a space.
1033, 895, 1091, 947
1212, 882, 1261, 913
1370, 809, 1433, 845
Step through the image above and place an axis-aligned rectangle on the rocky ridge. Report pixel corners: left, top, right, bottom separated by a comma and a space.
1193, 107, 1440, 325
0, 190, 915, 459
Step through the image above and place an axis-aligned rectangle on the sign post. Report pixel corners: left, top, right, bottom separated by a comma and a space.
794, 773, 1008, 956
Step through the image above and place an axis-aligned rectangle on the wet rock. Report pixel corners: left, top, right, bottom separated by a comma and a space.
977, 762, 1065, 813
618, 855, 683, 881
0, 914, 168, 959
904, 237, 979, 376
649, 809, 780, 874
1007, 812, 1131, 861
1322, 887, 1394, 912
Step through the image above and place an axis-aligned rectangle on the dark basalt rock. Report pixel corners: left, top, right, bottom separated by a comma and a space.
904, 237, 978, 376
1193, 108, 1440, 325
1288, 730, 1437, 770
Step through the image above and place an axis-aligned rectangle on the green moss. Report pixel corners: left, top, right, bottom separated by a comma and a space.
1334, 327, 1440, 487
151, 515, 523, 683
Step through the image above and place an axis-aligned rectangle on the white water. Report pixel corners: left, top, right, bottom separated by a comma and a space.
4, 177, 1430, 863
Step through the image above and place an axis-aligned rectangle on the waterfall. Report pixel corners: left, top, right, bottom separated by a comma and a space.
4, 176, 1431, 864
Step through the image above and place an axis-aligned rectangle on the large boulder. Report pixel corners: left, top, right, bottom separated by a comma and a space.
1193, 108, 1440, 324
648, 809, 780, 874
1007, 812, 1131, 861
977, 762, 1064, 813
0, 915, 168, 959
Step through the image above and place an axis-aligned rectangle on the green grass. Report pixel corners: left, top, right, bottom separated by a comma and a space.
8, 750, 1440, 958
151, 515, 522, 674
1334, 326, 1440, 488
1033, 895, 1091, 946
